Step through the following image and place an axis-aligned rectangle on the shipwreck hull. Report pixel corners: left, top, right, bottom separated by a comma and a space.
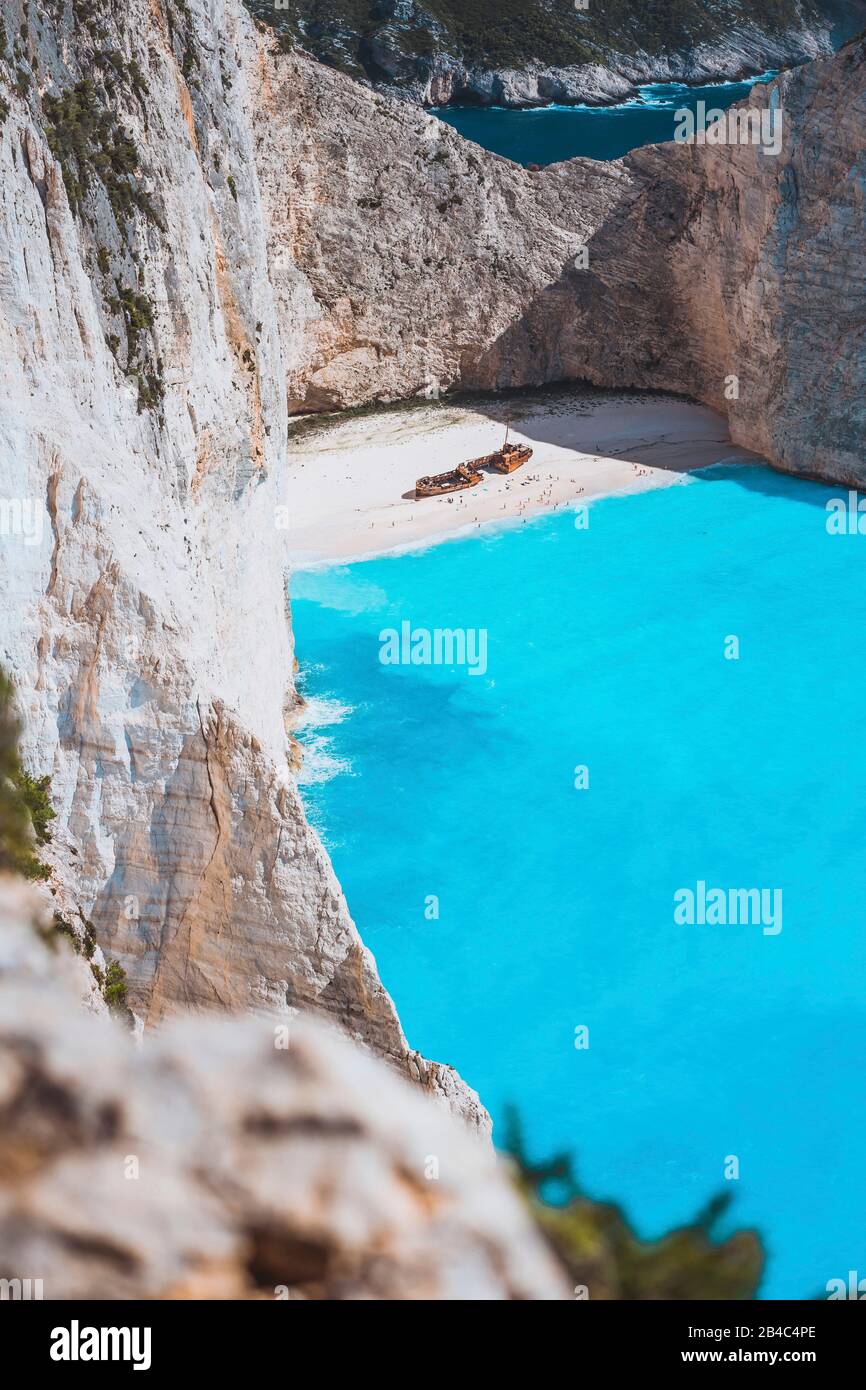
415, 464, 483, 497
415, 443, 533, 497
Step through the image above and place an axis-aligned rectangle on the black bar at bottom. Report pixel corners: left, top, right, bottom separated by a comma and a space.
2, 1296, 859, 1374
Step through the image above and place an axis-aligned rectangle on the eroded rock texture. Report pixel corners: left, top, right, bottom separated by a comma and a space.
537, 44, 866, 484
0, 880, 565, 1299
253, 46, 622, 411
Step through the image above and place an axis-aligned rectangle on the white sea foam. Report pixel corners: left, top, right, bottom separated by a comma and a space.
294, 692, 355, 786
295, 693, 353, 730
513, 72, 778, 116
296, 733, 353, 787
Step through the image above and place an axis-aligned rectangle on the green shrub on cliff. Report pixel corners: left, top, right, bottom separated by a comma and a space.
0, 670, 30, 874
41, 66, 165, 414
103, 958, 129, 1012
503, 1106, 764, 1299
51, 898, 133, 1026
104, 958, 135, 1028
0, 670, 55, 882
43, 79, 158, 226
16, 769, 56, 850
53, 912, 98, 960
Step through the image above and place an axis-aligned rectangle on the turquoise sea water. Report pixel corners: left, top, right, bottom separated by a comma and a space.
293, 464, 866, 1299
432, 73, 776, 166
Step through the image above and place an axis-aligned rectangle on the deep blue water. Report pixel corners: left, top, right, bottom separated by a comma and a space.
433, 73, 777, 165
293, 464, 866, 1299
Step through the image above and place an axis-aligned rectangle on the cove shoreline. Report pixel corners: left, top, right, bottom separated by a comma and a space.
282, 389, 760, 571
430, 66, 780, 117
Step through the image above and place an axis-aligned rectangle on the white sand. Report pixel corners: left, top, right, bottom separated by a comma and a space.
280, 390, 757, 568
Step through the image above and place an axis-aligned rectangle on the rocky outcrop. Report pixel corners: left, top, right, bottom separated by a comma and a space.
262, 37, 866, 484
251, 46, 624, 413
361, 21, 843, 110
247, 0, 860, 108
551, 42, 866, 484
0, 879, 566, 1299
0, 0, 485, 1131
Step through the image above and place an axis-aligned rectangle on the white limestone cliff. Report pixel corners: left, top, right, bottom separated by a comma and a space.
0, 0, 486, 1130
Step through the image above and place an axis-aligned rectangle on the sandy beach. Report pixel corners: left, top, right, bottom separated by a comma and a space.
281, 389, 758, 568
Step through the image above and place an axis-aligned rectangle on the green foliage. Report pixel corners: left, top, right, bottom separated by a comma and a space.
105, 282, 164, 411
53, 913, 77, 950
503, 1107, 764, 1300
244, 0, 821, 81
43, 79, 158, 225
53, 906, 132, 1024
41, 60, 165, 414
244, 0, 828, 85
54, 912, 97, 958
81, 918, 97, 958
15, 846, 50, 882
227, 174, 238, 201
103, 958, 129, 1012
108, 282, 154, 341
127, 58, 147, 101
135, 366, 165, 413
0, 669, 54, 882
163, 0, 198, 85
95, 48, 147, 104
71, 0, 108, 39
104, 957, 135, 1028
13, 770, 56, 847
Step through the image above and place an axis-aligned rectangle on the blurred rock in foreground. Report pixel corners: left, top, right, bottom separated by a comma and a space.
0, 877, 566, 1301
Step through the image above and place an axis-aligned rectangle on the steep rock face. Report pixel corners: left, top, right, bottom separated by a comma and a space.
261, 37, 865, 484
252, 46, 627, 411
558, 43, 866, 484
0, 1, 486, 1131
351, 19, 841, 110
0, 880, 566, 1299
